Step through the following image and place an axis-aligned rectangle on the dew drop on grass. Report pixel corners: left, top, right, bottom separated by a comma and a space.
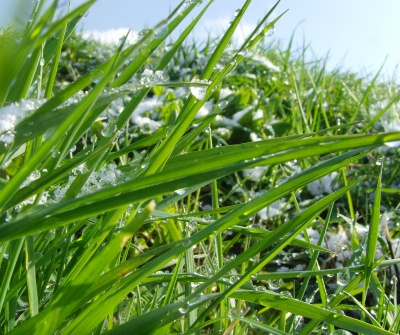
165, 43, 174, 52
330, 329, 352, 335
267, 25, 276, 37
280, 291, 292, 298
69, 145, 76, 153
234, 9, 241, 17
376, 158, 383, 166
178, 302, 190, 314
39, 57, 45, 66
267, 278, 282, 290
52, 150, 60, 158
138, 29, 152, 37
90, 68, 103, 83
141, 46, 151, 56
255, 285, 266, 292
202, 214, 211, 222
195, 265, 212, 276
238, 47, 248, 57
218, 100, 228, 109
141, 163, 148, 169
230, 275, 240, 284
174, 189, 185, 195
336, 268, 350, 286
154, 24, 169, 39
182, 239, 192, 247
228, 307, 243, 318
327, 294, 336, 303
390, 275, 398, 285
188, 219, 197, 231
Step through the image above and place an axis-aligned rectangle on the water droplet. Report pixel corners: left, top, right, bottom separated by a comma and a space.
138, 29, 152, 37
337, 268, 350, 286
327, 294, 336, 303
238, 47, 248, 57
90, 134, 97, 143
188, 219, 197, 231
330, 329, 352, 335
228, 307, 243, 318
90, 68, 103, 83
69, 145, 76, 153
195, 265, 212, 276
234, 9, 241, 17
39, 58, 45, 66
14, 205, 21, 212
154, 24, 169, 39
141, 163, 148, 169
52, 150, 61, 158
390, 275, 398, 285
202, 214, 211, 222
230, 275, 240, 284
141, 46, 151, 56
182, 239, 192, 247
249, 223, 267, 231
3, 253, 9, 260
218, 100, 228, 109
165, 43, 174, 52
174, 189, 185, 195
267, 279, 282, 291
267, 25, 276, 37
178, 302, 190, 314
376, 158, 383, 166
280, 291, 292, 298
255, 285, 266, 292
101, 117, 118, 137
42, 168, 48, 173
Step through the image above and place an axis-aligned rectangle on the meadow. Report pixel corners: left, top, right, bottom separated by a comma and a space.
0, 0, 400, 334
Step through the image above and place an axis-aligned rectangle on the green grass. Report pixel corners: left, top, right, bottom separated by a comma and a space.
0, 0, 400, 334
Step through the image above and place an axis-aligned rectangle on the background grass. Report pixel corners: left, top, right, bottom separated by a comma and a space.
0, 0, 400, 334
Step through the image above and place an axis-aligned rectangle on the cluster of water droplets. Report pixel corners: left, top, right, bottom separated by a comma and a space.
140, 69, 170, 87
0, 99, 47, 146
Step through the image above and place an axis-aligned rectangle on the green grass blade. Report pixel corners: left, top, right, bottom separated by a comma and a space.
363, 161, 383, 305
231, 290, 395, 335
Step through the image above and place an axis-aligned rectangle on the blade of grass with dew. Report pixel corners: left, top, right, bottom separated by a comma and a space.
230, 290, 396, 335
8, 201, 155, 335
363, 161, 383, 306
4, 0, 95, 102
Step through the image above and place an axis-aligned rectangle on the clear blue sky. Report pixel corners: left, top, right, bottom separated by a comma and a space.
2, 0, 400, 79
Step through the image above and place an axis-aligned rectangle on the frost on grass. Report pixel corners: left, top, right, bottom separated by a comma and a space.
53, 163, 123, 202
0, 99, 46, 145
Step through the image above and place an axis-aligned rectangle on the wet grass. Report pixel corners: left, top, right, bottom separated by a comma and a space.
0, 1, 400, 334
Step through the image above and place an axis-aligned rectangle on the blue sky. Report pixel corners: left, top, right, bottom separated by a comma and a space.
2, 0, 400, 79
